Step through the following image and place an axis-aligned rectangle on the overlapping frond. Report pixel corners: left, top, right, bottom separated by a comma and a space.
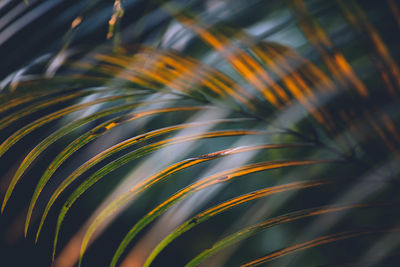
0, 0, 399, 266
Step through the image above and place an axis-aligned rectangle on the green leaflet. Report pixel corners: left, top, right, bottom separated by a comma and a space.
0, 93, 139, 161
44, 128, 265, 255
1, 92, 145, 213
0, 89, 65, 114
1, 1, 399, 266
185, 203, 375, 267
79, 159, 333, 267
28, 106, 206, 239
0, 89, 95, 131
141, 180, 329, 267
9, 99, 163, 236
0, 75, 117, 111
54, 143, 309, 260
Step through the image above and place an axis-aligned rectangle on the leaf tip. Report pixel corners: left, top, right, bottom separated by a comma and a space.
51, 248, 56, 263
24, 222, 29, 239
35, 230, 40, 244
1, 199, 7, 213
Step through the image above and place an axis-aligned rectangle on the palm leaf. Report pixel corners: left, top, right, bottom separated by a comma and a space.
1, 0, 399, 266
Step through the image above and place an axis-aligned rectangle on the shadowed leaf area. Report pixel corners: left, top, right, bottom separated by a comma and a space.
1, 0, 400, 266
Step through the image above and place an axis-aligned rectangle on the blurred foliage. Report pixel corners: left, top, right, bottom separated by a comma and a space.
1, 0, 400, 266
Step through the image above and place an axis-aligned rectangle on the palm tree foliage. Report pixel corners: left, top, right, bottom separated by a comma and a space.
1, 0, 400, 266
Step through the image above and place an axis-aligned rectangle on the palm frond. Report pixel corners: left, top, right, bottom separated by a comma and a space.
1, 0, 400, 266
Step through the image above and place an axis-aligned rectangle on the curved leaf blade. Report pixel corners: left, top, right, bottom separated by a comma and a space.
1, 93, 143, 212
54, 143, 309, 260
28, 106, 205, 238
0, 89, 101, 131
239, 227, 400, 267
142, 180, 329, 267
79, 159, 334, 266
42, 128, 265, 251
0, 89, 65, 114
185, 203, 380, 267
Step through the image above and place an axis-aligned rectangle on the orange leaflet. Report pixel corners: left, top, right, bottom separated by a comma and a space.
252, 44, 327, 127
364, 110, 400, 159
197, 181, 326, 218
333, 53, 368, 97
263, 43, 338, 132
172, 11, 287, 108
241, 230, 369, 266
0, 91, 59, 114
293, 0, 400, 156
338, 0, 400, 95
165, 52, 257, 109
292, 0, 368, 97
388, 0, 400, 29
97, 52, 256, 110
381, 113, 400, 145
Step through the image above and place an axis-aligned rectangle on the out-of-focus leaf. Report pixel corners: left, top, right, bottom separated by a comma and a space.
95, 50, 258, 111
1, 0, 399, 266
167, 7, 290, 109
240, 227, 400, 267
